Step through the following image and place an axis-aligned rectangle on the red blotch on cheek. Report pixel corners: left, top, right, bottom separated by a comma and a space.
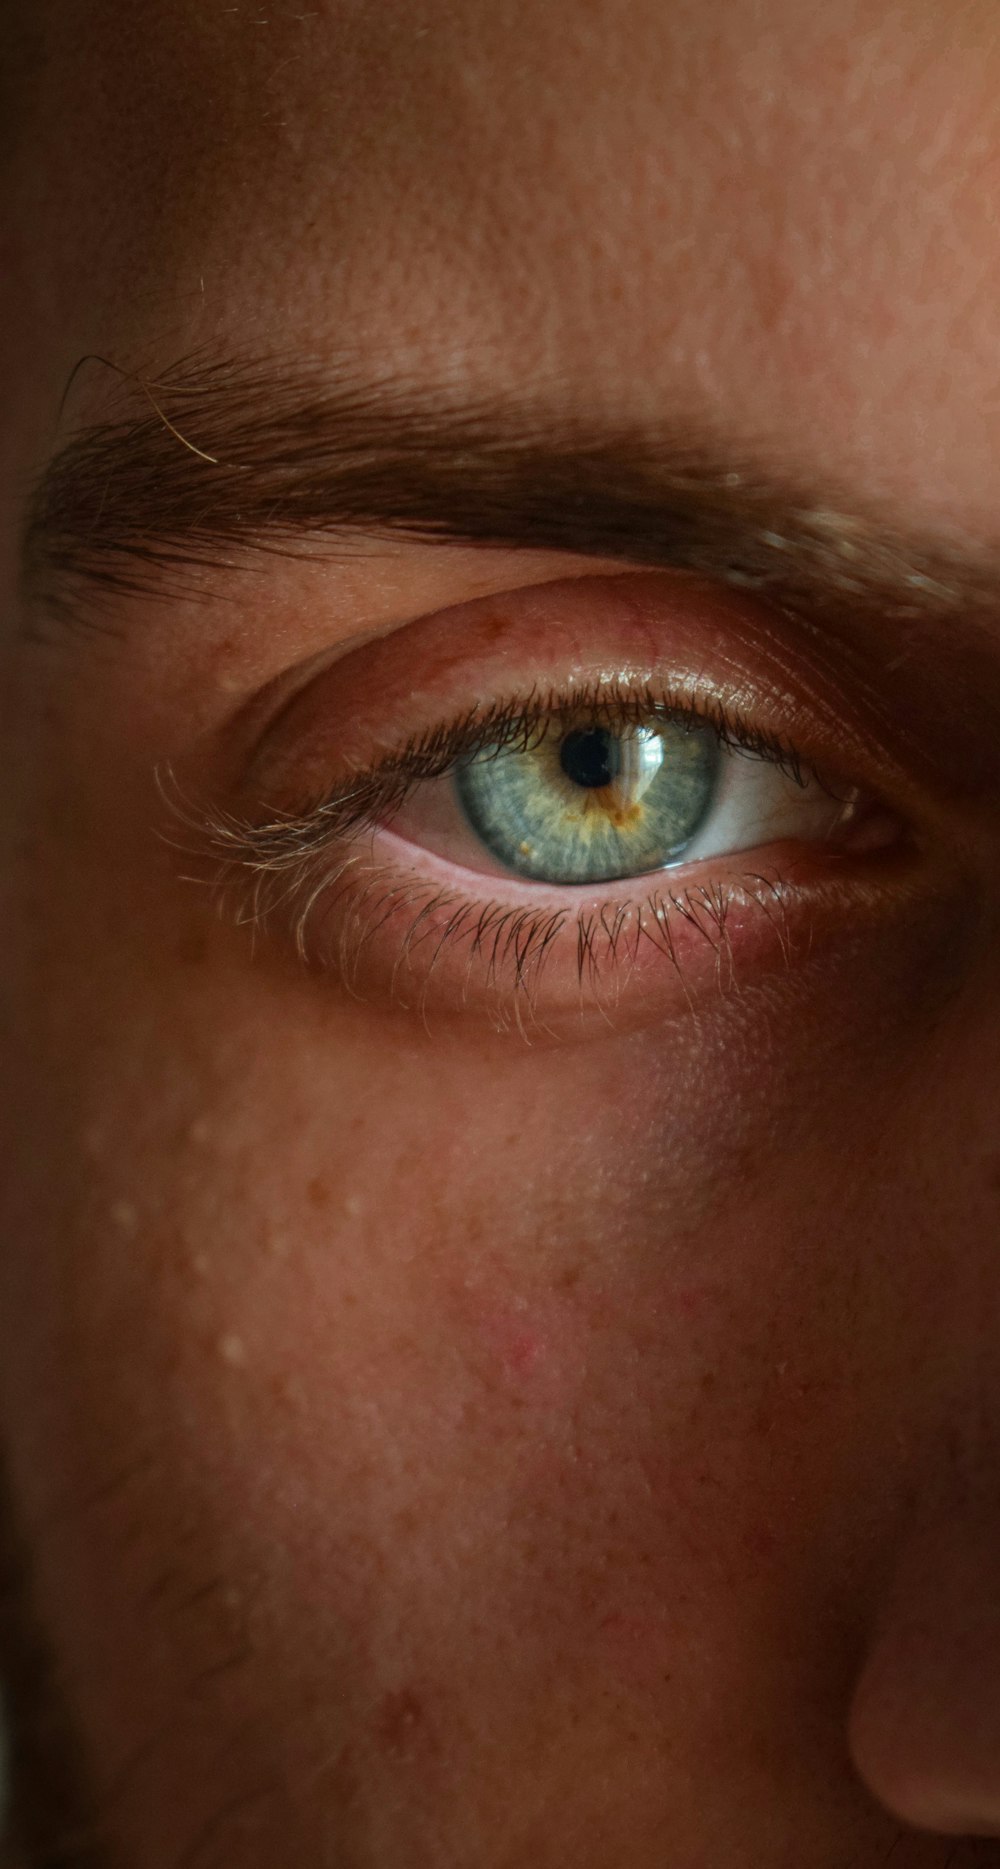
484, 1316, 546, 1378
450, 1263, 595, 1410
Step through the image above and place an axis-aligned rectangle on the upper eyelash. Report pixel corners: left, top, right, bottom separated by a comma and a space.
350, 681, 809, 811
226, 679, 812, 862
162, 678, 822, 974
157, 677, 835, 1032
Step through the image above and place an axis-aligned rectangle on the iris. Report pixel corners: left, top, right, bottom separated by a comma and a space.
455, 714, 720, 883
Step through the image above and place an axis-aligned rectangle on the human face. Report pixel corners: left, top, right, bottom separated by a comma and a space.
4, 2, 1000, 1864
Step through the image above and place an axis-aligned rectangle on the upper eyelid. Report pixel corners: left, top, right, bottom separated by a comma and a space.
359, 692, 816, 836
233, 568, 924, 828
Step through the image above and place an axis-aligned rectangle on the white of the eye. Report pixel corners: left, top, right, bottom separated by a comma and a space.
679, 743, 848, 863
386, 732, 851, 881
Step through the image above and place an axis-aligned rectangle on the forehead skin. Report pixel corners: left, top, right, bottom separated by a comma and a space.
7, 3, 1000, 1868
4, 0, 1000, 533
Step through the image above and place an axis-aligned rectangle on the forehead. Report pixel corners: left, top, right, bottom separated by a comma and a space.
9, 0, 1000, 527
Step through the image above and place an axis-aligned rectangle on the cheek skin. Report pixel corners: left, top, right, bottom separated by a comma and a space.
0, 830, 976, 1867
0, 579, 984, 1864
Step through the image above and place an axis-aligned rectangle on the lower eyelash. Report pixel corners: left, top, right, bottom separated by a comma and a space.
155, 740, 807, 1027
159, 661, 827, 1030
170, 684, 815, 913
333, 868, 788, 1035
185, 787, 792, 1034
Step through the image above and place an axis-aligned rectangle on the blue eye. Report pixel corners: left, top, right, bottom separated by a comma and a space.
456, 718, 721, 884
369, 691, 862, 890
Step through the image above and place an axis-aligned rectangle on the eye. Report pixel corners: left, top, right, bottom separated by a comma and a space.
391, 703, 852, 885
197, 570, 911, 1037
460, 716, 722, 881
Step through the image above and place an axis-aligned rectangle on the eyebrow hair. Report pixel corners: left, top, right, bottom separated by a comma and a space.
22, 350, 1000, 699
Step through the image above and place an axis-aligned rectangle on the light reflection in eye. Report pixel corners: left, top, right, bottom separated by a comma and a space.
455, 716, 722, 884
389, 694, 858, 888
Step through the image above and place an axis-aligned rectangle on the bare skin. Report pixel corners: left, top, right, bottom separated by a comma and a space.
4, 2, 1000, 1864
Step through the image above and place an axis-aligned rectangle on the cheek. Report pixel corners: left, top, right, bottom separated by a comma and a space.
0, 849, 977, 1853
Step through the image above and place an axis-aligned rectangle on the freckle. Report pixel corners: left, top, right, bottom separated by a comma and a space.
110, 1200, 138, 1234
307, 1176, 330, 1207
477, 611, 511, 646
218, 1333, 247, 1366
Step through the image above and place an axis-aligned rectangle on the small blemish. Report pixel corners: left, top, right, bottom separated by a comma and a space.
374, 1688, 426, 1758
218, 1333, 247, 1366
110, 1200, 138, 1234
307, 1176, 330, 1207
344, 1194, 362, 1219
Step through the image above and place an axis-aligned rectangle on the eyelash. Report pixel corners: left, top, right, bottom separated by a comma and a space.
198, 676, 817, 872
172, 676, 833, 1028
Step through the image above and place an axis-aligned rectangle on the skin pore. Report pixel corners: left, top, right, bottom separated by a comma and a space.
5, 0, 1000, 1864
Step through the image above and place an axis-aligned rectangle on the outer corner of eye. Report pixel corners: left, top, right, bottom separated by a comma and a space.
837, 795, 910, 856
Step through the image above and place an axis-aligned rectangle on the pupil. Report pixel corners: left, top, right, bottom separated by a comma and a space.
559, 727, 617, 790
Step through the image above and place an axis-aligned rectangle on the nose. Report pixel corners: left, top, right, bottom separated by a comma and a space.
848, 1511, 1000, 1836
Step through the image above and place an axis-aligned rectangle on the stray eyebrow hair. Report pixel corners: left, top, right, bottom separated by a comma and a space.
23, 352, 990, 644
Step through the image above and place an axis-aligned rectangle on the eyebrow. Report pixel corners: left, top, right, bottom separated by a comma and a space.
24, 352, 997, 643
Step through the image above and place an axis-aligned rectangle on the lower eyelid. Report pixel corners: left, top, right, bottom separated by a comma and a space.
252, 818, 907, 1040
365, 820, 865, 908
